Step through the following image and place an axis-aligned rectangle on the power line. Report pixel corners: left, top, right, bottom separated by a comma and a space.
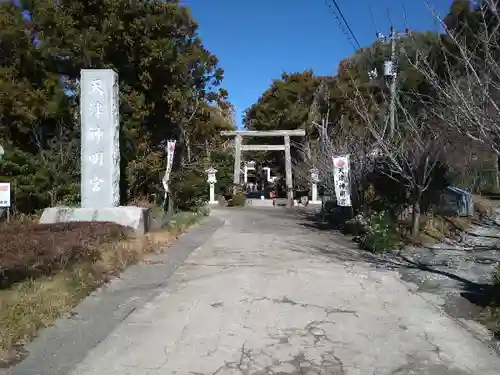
324, 0, 362, 50
328, 0, 362, 49
368, 2, 379, 34
385, 0, 394, 28
324, 0, 358, 51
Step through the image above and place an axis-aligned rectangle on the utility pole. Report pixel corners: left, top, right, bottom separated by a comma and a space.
376, 27, 409, 137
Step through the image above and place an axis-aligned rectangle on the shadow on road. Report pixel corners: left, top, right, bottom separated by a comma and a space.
292, 208, 500, 338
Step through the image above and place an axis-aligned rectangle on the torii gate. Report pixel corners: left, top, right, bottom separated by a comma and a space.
221, 129, 306, 207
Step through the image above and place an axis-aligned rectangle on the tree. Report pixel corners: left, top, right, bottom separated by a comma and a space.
336, 38, 452, 236
3, 0, 232, 209
412, 0, 500, 156
182, 95, 236, 167
0, 2, 78, 213
0, 0, 233, 213
243, 30, 454, 236
243, 71, 321, 181
23, 0, 225, 197
368, 106, 449, 236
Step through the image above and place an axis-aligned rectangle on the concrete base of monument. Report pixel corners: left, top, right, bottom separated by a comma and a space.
39, 206, 150, 235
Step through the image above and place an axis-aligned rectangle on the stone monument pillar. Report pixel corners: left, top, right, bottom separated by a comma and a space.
39, 69, 149, 234
80, 69, 120, 207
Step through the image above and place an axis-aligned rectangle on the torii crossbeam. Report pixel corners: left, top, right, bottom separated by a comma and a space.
221, 129, 306, 207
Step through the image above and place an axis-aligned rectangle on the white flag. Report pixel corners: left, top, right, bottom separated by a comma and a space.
332, 155, 351, 207
163, 139, 176, 194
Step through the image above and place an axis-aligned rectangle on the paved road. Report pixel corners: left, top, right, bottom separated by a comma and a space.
63, 208, 500, 374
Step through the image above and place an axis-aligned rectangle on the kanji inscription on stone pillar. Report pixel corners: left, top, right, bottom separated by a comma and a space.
80, 69, 120, 207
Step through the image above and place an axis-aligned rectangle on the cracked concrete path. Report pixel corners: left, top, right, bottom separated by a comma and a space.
67, 208, 500, 375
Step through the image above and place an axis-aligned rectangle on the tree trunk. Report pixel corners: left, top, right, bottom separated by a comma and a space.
186, 137, 191, 163
495, 154, 500, 193
411, 198, 421, 238
181, 128, 191, 164
304, 137, 312, 161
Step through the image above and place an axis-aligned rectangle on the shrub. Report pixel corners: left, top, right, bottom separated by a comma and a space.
162, 209, 209, 235
0, 207, 209, 368
170, 168, 208, 211
492, 263, 500, 286
320, 200, 352, 229
344, 214, 368, 236
360, 210, 400, 253
0, 222, 129, 287
366, 159, 450, 217
228, 192, 245, 207
0, 211, 207, 365
474, 195, 494, 217
209, 150, 234, 196
198, 206, 210, 216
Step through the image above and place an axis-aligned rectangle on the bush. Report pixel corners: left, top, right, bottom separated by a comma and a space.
492, 263, 500, 286
474, 195, 494, 217
320, 200, 352, 228
165, 209, 209, 234
0, 222, 129, 287
228, 192, 245, 207
366, 159, 450, 217
360, 210, 400, 253
0, 212, 207, 364
209, 150, 234, 196
344, 214, 368, 236
170, 168, 208, 211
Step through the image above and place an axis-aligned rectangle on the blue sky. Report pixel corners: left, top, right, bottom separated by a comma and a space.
185, 0, 451, 128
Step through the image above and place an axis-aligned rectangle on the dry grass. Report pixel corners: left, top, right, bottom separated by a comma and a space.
398, 195, 494, 246
0, 266, 100, 365
0, 222, 128, 287
478, 305, 500, 337
397, 214, 474, 247
0, 210, 207, 366
474, 194, 494, 217
477, 265, 500, 336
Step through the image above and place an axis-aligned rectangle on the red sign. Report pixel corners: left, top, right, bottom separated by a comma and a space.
168, 143, 175, 154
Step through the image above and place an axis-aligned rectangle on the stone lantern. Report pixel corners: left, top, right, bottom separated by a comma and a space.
206, 167, 218, 204
0, 144, 6, 219
244, 160, 255, 184
310, 168, 321, 205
